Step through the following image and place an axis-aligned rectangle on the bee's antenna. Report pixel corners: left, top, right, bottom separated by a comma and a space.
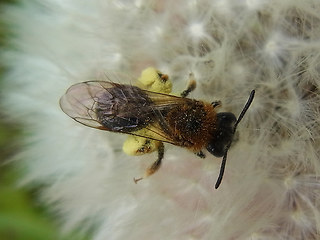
215, 90, 255, 189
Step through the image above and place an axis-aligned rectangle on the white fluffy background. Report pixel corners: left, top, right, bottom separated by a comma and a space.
2, 0, 320, 239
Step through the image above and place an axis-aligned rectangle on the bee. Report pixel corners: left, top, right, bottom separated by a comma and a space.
60, 69, 255, 189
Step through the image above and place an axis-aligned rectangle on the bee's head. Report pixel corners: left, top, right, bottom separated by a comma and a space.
209, 90, 255, 189
206, 112, 237, 157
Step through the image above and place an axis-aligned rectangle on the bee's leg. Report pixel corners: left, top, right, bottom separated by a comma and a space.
134, 142, 164, 183
181, 73, 197, 98
195, 150, 206, 158
211, 101, 221, 108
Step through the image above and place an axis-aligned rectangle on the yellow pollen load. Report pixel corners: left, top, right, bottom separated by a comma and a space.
122, 67, 172, 156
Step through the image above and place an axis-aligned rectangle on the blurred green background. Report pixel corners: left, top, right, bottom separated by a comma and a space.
0, 0, 87, 239
0, 126, 68, 240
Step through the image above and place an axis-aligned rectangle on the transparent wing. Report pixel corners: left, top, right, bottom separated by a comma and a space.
60, 81, 115, 129
60, 81, 190, 145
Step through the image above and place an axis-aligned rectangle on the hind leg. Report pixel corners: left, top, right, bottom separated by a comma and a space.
134, 142, 164, 183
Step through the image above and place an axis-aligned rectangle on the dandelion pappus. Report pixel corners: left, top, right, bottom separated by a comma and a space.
60, 68, 255, 189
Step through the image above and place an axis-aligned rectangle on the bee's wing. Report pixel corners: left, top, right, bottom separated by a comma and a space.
60, 81, 187, 145
137, 91, 184, 143
60, 81, 115, 129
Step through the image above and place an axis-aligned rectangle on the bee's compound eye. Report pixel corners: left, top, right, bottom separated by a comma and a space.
206, 112, 236, 157
217, 112, 237, 126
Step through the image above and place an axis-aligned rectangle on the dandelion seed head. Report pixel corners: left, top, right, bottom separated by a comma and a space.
2, 0, 320, 239
245, 0, 268, 10
188, 22, 206, 39
284, 175, 297, 190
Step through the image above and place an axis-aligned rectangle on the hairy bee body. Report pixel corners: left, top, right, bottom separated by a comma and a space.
60, 70, 254, 188
164, 100, 217, 151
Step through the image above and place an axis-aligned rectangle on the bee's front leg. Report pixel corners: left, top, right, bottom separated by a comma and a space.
195, 150, 206, 158
134, 142, 164, 183
211, 101, 221, 108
